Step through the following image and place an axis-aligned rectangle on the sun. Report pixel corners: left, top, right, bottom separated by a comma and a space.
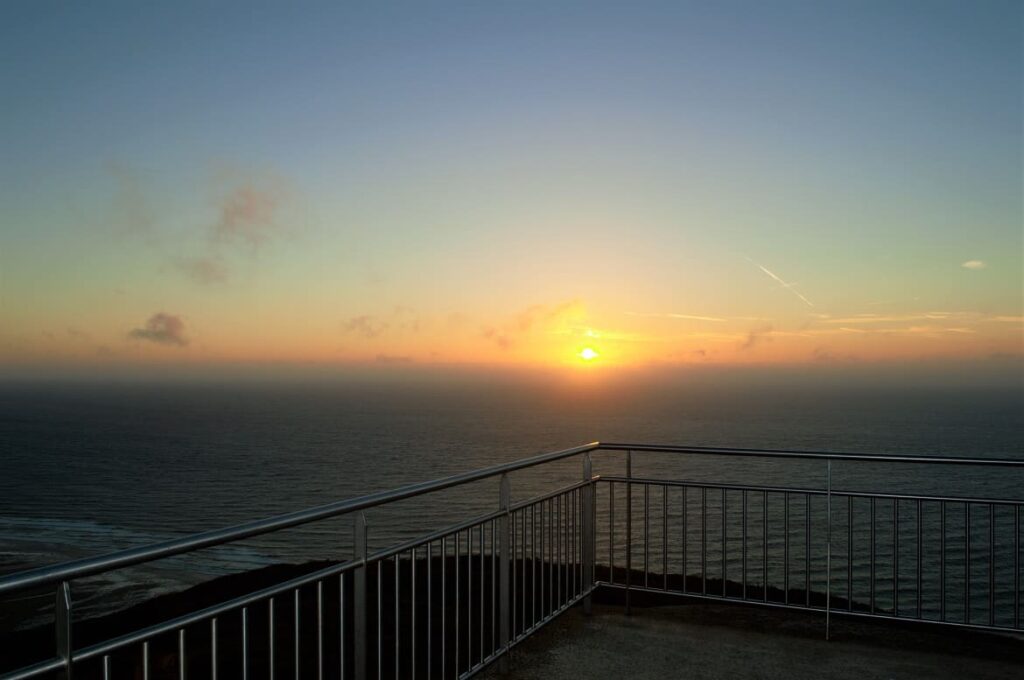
578, 347, 599, 361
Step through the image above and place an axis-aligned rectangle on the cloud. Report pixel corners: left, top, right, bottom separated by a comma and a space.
481, 326, 513, 350
515, 299, 585, 332
128, 313, 188, 346
626, 312, 726, 322
746, 258, 814, 308
739, 324, 773, 350
213, 184, 285, 247
375, 354, 413, 364
812, 346, 858, 363
480, 299, 586, 350
342, 315, 388, 339
174, 256, 227, 284
961, 260, 987, 270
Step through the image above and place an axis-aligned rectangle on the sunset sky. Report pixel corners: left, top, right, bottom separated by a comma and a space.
1, 2, 1021, 376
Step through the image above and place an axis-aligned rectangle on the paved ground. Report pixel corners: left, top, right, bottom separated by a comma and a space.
482, 602, 1024, 679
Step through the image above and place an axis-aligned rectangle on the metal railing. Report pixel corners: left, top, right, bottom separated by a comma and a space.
1, 442, 1021, 679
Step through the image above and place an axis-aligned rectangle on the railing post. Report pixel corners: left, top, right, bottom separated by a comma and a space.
56, 581, 72, 680
826, 459, 832, 641
498, 473, 511, 673
625, 450, 633, 615
582, 452, 594, 615
353, 512, 367, 680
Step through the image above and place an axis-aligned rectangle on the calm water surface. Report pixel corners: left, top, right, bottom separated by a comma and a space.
1, 380, 1021, 628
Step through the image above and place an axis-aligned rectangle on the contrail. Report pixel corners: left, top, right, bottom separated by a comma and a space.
626, 312, 726, 322
747, 258, 815, 308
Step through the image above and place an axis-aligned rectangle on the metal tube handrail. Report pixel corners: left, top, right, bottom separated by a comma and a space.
0, 441, 600, 595
599, 475, 1024, 505
599, 442, 1024, 465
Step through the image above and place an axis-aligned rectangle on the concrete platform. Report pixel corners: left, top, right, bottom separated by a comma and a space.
482, 602, 1024, 679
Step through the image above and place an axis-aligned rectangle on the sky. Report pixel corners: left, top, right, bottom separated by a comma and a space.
1, 1, 1021, 379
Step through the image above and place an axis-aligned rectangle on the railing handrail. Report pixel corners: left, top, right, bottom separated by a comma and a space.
0, 441, 600, 596
2, 440, 1021, 596
599, 442, 1024, 466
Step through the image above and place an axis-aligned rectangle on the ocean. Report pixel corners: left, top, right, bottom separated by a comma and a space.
1, 378, 1021, 630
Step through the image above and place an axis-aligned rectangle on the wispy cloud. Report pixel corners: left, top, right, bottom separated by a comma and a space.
746, 258, 814, 308
961, 260, 987, 270
739, 324, 773, 351
626, 312, 727, 322
128, 313, 188, 347
214, 184, 285, 248
342, 315, 388, 339
173, 256, 227, 284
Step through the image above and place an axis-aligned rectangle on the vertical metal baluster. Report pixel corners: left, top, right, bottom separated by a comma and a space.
479, 523, 484, 664
55, 581, 72, 680
966, 503, 971, 625
575, 487, 580, 598
102, 656, 110, 680
626, 451, 633, 614
549, 498, 555, 614
989, 503, 995, 628
573, 485, 581, 598
940, 502, 946, 622
412, 549, 417, 680
847, 495, 853, 612
354, 513, 367, 680
531, 504, 536, 626
466, 528, 471, 669
870, 497, 876, 613
512, 512, 518, 638
178, 628, 186, 680
491, 520, 496, 657
269, 598, 275, 680
644, 483, 650, 588
556, 495, 562, 610
784, 492, 789, 604
295, 589, 301, 680
894, 499, 899, 617
211, 617, 218, 680
340, 574, 346, 680
805, 493, 811, 607
826, 460, 832, 639
683, 486, 689, 594
742, 489, 748, 600
455, 531, 461, 678
921, 499, 929, 622
1015, 505, 1020, 630
609, 482, 615, 584
762, 492, 768, 603
663, 485, 669, 590
702, 487, 708, 596
143, 641, 149, 680
395, 555, 400, 680
723, 489, 728, 597
1014, 505, 1020, 630
241, 608, 248, 680
583, 453, 593, 614
441, 536, 446, 680
540, 502, 545, 620
377, 561, 383, 680
427, 543, 433, 680
522, 508, 527, 631
499, 474, 510, 672
566, 491, 571, 603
